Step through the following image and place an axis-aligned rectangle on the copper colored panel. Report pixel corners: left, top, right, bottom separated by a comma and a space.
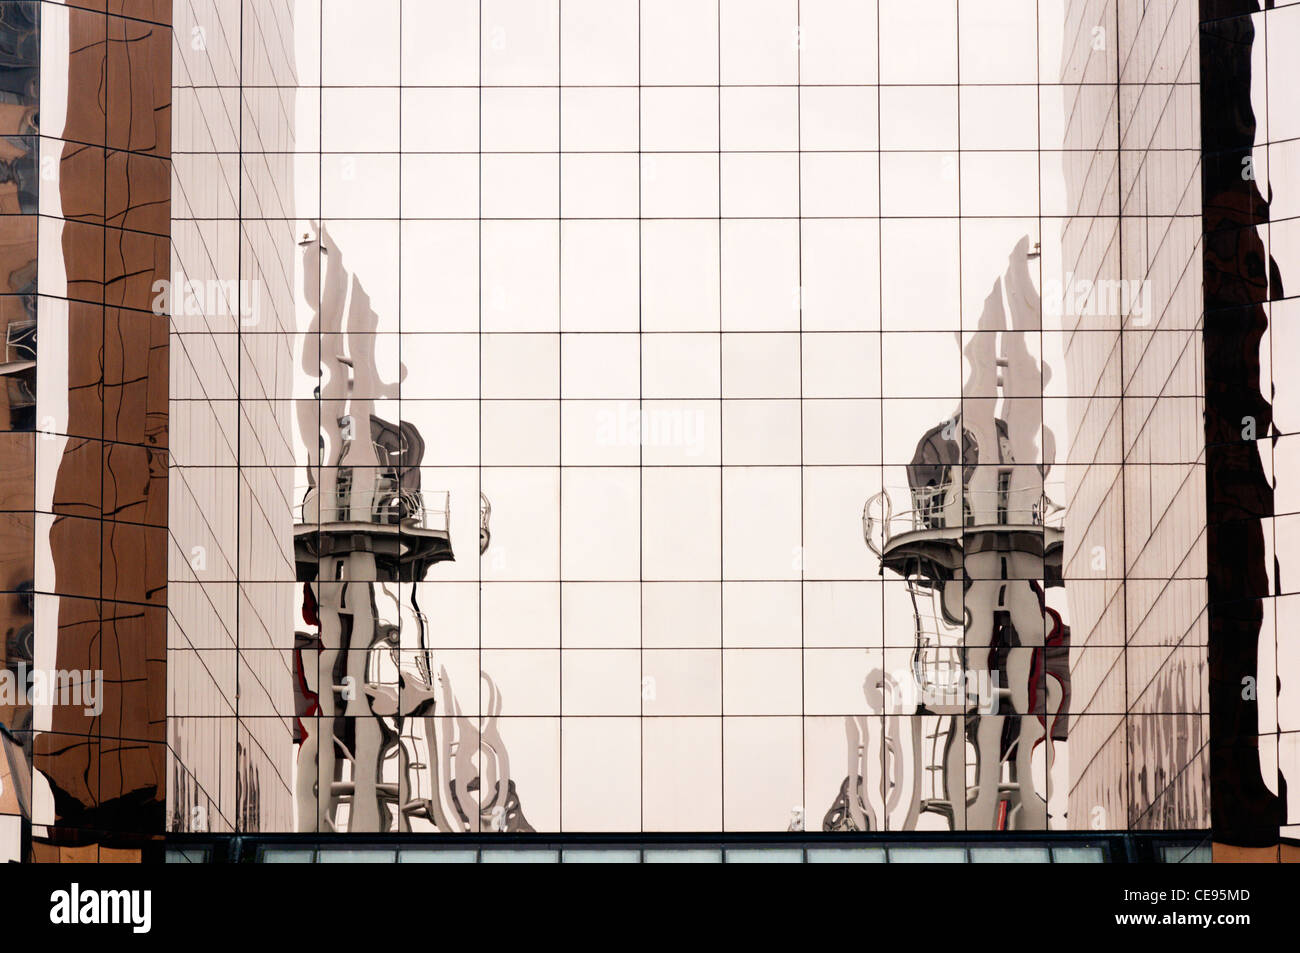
146, 318, 168, 447
101, 520, 166, 606
35, 0, 170, 853
96, 846, 144, 863
105, 150, 169, 236
0, 432, 34, 510
108, 0, 170, 28
27, 841, 59, 863
60, 220, 105, 304
0, 136, 35, 213
1213, 842, 1281, 862
0, 586, 31, 736
0, 510, 32, 736
0, 291, 30, 325
104, 307, 167, 448
33, 733, 98, 822
53, 595, 100, 677
96, 739, 164, 821
37, 732, 169, 831
100, 601, 165, 742
35, 601, 102, 819
0, 512, 32, 591
40, 597, 100, 745
31, 842, 107, 864
66, 301, 105, 441
104, 228, 167, 312
63, 9, 108, 147
59, 143, 106, 225
50, 438, 103, 519
103, 443, 166, 526
38, 589, 99, 818
106, 16, 170, 156
103, 307, 149, 444
47, 515, 102, 601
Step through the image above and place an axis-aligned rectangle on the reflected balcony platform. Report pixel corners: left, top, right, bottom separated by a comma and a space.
865, 485, 1064, 585
293, 478, 454, 583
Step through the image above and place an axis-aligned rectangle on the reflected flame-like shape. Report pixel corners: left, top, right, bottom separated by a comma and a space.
824, 237, 1071, 833
290, 227, 530, 834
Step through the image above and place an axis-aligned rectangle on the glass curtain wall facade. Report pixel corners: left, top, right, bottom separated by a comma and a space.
168, 0, 299, 836
153, 0, 1230, 841
49, 0, 1274, 859
1060, 0, 1209, 836
1, 0, 171, 862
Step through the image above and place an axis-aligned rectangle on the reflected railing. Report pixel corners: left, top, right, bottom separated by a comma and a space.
296, 477, 450, 534
864, 483, 1065, 555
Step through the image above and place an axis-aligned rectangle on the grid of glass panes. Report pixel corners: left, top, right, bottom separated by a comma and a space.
165, 0, 1214, 835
